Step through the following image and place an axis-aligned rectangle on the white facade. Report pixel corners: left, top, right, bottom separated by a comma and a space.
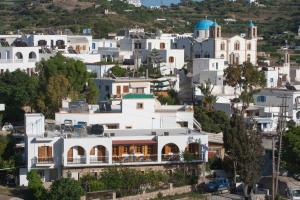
175, 19, 258, 66
20, 113, 208, 186
56, 94, 194, 130
94, 77, 153, 101
253, 89, 300, 125
0, 46, 40, 73
119, 36, 185, 75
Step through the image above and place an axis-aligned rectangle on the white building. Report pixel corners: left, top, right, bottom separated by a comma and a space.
94, 77, 153, 101
119, 35, 185, 75
0, 45, 40, 74
253, 88, 300, 126
56, 94, 195, 130
20, 112, 208, 186
175, 19, 258, 65
126, 0, 142, 7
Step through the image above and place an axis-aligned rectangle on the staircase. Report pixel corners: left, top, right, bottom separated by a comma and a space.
193, 118, 202, 131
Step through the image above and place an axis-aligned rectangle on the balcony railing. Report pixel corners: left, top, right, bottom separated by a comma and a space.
90, 156, 108, 164
32, 157, 54, 166
112, 154, 158, 163
67, 157, 86, 164
161, 153, 181, 161
37, 157, 54, 164
161, 153, 205, 162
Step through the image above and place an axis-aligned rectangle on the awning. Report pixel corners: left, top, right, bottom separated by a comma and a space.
129, 82, 149, 88
112, 140, 157, 145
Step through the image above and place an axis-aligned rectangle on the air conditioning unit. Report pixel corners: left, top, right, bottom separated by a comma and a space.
110, 133, 115, 137
104, 133, 109, 137
151, 131, 156, 135
164, 132, 169, 136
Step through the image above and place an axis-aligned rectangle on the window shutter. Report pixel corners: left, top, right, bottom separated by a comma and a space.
90, 147, 95, 155
67, 148, 73, 162
78, 147, 84, 156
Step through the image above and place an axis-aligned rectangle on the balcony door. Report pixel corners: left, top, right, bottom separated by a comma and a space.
38, 146, 52, 162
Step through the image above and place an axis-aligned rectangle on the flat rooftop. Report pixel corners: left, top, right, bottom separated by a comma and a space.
39, 127, 206, 139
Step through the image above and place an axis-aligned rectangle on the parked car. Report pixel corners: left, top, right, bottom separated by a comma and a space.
206, 177, 230, 192
2, 122, 13, 132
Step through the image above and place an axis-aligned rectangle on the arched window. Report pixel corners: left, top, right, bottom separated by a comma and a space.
220, 54, 225, 59
160, 42, 165, 49
234, 41, 240, 51
67, 146, 86, 164
161, 143, 180, 161
56, 40, 65, 49
297, 111, 300, 119
247, 54, 251, 62
168, 56, 174, 63
247, 43, 251, 50
253, 27, 257, 37
38, 40, 47, 46
220, 42, 225, 51
15, 52, 23, 60
29, 52, 37, 59
90, 145, 107, 163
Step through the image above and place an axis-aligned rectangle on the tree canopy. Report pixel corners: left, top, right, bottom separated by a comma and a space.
34, 54, 97, 118
224, 63, 266, 110
223, 114, 264, 196
110, 65, 127, 77
0, 70, 38, 121
282, 126, 300, 175
49, 178, 84, 200
194, 106, 229, 133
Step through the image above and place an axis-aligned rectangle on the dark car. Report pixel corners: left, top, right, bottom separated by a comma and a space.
206, 177, 230, 192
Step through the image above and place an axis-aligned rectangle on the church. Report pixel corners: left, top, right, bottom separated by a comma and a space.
176, 19, 258, 66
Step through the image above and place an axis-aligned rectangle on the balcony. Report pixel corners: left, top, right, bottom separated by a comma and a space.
67, 157, 86, 164
112, 154, 157, 163
32, 157, 54, 166
161, 153, 180, 161
90, 156, 109, 164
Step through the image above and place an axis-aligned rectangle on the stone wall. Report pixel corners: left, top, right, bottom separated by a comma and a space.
116, 185, 193, 200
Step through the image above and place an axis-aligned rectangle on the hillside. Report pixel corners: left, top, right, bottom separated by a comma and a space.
0, 0, 299, 53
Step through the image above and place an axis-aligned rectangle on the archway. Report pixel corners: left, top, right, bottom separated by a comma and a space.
67, 146, 86, 164
29, 52, 37, 59
90, 145, 107, 163
15, 52, 23, 60
38, 40, 47, 46
161, 143, 180, 161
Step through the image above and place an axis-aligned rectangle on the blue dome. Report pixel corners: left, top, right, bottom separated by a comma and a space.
194, 19, 214, 30
248, 20, 255, 27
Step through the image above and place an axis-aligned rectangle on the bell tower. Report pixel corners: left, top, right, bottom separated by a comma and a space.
209, 20, 221, 38
248, 20, 257, 39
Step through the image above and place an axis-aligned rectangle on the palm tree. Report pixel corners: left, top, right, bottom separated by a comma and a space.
198, 80, 217, 111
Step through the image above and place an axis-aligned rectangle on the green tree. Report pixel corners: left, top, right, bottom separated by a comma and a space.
110, 65, 127, 77
282, 126, 300, 174
27, 170, 47, 200
46, 75, 70, 113
0, 70, 38, 121
198, 80, 217, 111
224, 63, 266, 111
86, 79, 99, 104
223, 114, 264, 196
35, 54, 96, 117
49, 178, 84, 200
157, 89, 180, 105
194, 106, 230, 133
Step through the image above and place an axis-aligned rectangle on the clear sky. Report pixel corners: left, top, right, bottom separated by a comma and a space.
141, 0, 181, 7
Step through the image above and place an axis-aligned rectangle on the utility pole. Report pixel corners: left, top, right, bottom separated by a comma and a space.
275, 95, 290, 195
272, 136, 276, 200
